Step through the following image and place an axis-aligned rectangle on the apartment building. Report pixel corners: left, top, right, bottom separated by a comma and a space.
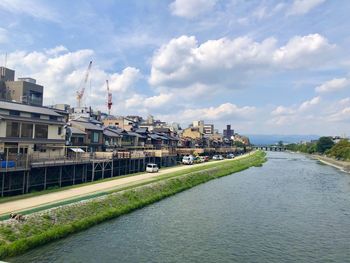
0, 100, 65, 156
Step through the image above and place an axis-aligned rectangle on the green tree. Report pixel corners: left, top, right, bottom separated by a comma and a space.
327, 139, 350, 160
316, 137, 335, 154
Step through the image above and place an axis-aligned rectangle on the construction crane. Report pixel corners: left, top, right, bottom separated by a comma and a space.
76, 61, 92, 108
106, 79, 113, 115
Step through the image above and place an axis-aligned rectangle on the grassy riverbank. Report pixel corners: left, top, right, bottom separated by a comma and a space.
0, 151, 266, 260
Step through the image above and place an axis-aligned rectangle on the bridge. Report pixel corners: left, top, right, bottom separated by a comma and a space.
252, 145, 287, 152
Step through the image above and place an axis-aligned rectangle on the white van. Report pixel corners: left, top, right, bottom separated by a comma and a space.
182, 155, 194, 165
146, 163, 159, 173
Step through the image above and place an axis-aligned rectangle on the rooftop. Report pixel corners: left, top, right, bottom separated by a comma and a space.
0, 100, 62, 117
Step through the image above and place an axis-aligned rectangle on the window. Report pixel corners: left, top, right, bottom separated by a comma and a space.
92, 132, 99, 143
29, 91, 42, 105
6, 121, 20, 137
32, 113, 40, 119
21, 123, 33, 138
58, 126, 62, 135
50, 116, 58, 121
35, 124, 48, 139
9, 110, 20, 116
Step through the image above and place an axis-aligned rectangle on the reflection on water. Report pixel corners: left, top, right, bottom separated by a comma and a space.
10, 152, 350, 263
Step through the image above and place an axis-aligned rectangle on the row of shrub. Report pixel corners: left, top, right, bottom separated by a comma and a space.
0, 151, 266, 259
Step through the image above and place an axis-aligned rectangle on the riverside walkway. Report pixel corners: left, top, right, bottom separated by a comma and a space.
0, 153, 252, 216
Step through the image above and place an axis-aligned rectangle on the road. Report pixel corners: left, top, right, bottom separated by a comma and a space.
0, 153, 251, 215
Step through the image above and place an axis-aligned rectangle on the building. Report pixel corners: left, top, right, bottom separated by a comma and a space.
0, 100, 65, 157
102, 116, 136, 131
232, 134, 250, 146
70, 118, 104, 152
223, 124, 234, 139
182, 127, 203, 140
0, 67, 44, 106
203, 124, 214, 135
192, 120, 204, 133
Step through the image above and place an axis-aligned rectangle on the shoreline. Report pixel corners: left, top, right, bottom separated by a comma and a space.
314, 156, 350, 173
0, 151, 266, 260
299, 152, 350, 174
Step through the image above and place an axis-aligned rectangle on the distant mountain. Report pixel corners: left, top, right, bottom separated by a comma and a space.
245, 134, 320, 145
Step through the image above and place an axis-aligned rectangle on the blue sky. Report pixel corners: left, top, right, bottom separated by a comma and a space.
0, 0, 349, 135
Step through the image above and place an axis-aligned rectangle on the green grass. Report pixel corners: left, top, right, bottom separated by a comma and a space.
0, 151, 266, 260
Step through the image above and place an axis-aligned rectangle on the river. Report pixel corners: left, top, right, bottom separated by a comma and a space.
10, 152, 350, 263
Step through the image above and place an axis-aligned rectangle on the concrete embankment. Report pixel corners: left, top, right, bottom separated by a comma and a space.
312, 155, 350, 173
0, 151, 266, 260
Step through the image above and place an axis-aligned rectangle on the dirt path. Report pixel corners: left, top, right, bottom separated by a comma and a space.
0, 153, 252, 215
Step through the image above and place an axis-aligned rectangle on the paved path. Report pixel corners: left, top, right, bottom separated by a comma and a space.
0, 153, 251, 215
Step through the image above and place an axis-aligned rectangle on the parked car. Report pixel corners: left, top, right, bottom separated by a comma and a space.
212, 155, 224, 160
199, 156, 206, 162
182, 155, 194, 165
226, 153, 235, 159
146, 163, 159, 173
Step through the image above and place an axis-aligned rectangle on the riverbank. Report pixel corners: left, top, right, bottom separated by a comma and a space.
312, 155, 350, 173
0, 151, 266, 260
0, 152, 254, 217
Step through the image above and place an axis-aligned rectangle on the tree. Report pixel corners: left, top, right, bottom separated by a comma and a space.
278, 141, 283, 147
316, 137, 335, 154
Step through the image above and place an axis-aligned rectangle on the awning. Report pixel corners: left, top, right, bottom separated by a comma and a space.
70, 148, 85, 153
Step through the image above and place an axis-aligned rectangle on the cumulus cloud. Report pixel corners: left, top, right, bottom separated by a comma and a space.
5, 46, 141, 111
315, 77, 349, 93
287, 0, 326, 16
169, 0, 217, 19
150, 34, 334, 91
181, 103, 255, 120
270, 96, 321, 126
125, 93, 174, 112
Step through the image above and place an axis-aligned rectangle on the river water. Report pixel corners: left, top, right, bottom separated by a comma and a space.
10, 152, 350, 263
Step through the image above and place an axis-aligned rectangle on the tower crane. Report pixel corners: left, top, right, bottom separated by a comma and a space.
76, 61, 92, 107
106, 79, 113, 115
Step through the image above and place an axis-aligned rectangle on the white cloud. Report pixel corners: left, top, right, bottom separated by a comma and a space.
271, 106, 295, 116
339, 97, 350, 105
150, 34, 334, 90
45, 45, 68, 56
5, 47, 141, 111
270, 96, 321, 126
144, 93, 173, 109
315, 77, 349, 93
169, 0, 217, 19
180, 103, 255, 122
0, 0, 60, 22
287, 0, 326, 16
329, 107, 350, 122
125, 93, 174, 111
109, 67, 141, 93
272, 34, 334, 68
298, 96, 321, 111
